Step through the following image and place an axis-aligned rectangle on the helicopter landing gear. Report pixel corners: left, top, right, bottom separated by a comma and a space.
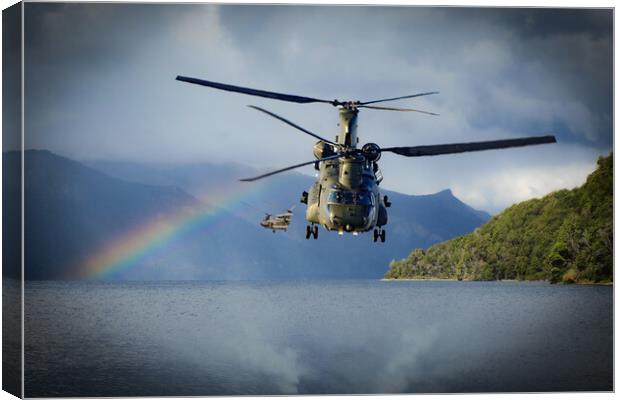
306, 225, 318, 240
373, 228, 386, 243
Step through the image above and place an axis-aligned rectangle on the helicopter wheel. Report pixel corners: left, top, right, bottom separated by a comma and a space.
305, 225, 312, 239
380, 229, 386, 243
373, 229, 379, 242
312, 225, 318, 239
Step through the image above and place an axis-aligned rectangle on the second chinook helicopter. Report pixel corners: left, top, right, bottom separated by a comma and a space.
177, 75, 556, 242
260, 207, 294, 233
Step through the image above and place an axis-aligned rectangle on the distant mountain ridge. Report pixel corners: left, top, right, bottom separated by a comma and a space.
9, 150, 491, 280
86, 159, 491, 248
385, 154, 613, 284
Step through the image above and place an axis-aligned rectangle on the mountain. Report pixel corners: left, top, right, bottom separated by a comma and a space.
17, 150, 196, 279
86, 159, 491, 248
86, 158, 492, 271
9, 150, 491, 280
13, 151, 333, 280
385, 154, 613, 284
3, 151, 21, 280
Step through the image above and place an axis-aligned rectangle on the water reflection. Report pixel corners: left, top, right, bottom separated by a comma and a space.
25, 280, 613, 396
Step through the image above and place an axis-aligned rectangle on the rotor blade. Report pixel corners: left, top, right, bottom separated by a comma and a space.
359, 91, 439, 106
358, 105, 439, 116
382, 135, 557, 157
176, 75, 334, 105
239, 154, 342, 182
248, 105, 340, 147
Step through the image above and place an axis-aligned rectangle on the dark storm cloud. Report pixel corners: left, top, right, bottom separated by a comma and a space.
495, 8, 613, 142
495, 8, 612, 38
21, 4, 613, 212
24, 4, 186, 123
3, 2, 21, 149
213, 5, 613, 145
26, 3, 181, 57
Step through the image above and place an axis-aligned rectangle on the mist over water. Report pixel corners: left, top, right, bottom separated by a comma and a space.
24, 280, 612, 396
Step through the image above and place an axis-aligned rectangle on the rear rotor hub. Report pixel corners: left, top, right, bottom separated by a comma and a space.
361, 142, 381, 162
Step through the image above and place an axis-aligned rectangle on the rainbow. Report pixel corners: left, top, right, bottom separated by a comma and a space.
79, 180, 275, 279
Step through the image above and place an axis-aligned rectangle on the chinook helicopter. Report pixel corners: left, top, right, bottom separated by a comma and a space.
260, 206, 295, 233
177, 75, 556, 242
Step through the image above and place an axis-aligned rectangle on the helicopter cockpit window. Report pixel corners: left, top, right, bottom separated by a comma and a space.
355, 192, 372, 205
327, 191, 343, 204
327, 190, 372, 205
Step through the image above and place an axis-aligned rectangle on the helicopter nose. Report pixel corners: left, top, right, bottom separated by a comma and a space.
329, 205, 371, 231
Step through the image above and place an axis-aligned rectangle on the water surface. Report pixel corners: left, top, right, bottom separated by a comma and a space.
25, 280, 613, 396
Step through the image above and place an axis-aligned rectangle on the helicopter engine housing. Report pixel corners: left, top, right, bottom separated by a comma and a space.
313, 141, 336, 159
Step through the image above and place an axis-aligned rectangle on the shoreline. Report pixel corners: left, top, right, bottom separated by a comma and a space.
381, 278, 613, 285
381, 278, 461, 282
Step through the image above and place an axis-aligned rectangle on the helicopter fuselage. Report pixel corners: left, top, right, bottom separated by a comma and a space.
260, 211, 293, 232
304, 107, 389, 234
305, 158, 388, 233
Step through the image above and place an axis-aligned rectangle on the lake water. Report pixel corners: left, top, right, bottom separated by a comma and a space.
24, 280, 612, 396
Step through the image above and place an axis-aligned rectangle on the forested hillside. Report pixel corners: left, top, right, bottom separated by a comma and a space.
385, 154, 613, 284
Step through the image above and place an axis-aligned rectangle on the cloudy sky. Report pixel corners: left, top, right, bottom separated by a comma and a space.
21, 4, 613, 213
